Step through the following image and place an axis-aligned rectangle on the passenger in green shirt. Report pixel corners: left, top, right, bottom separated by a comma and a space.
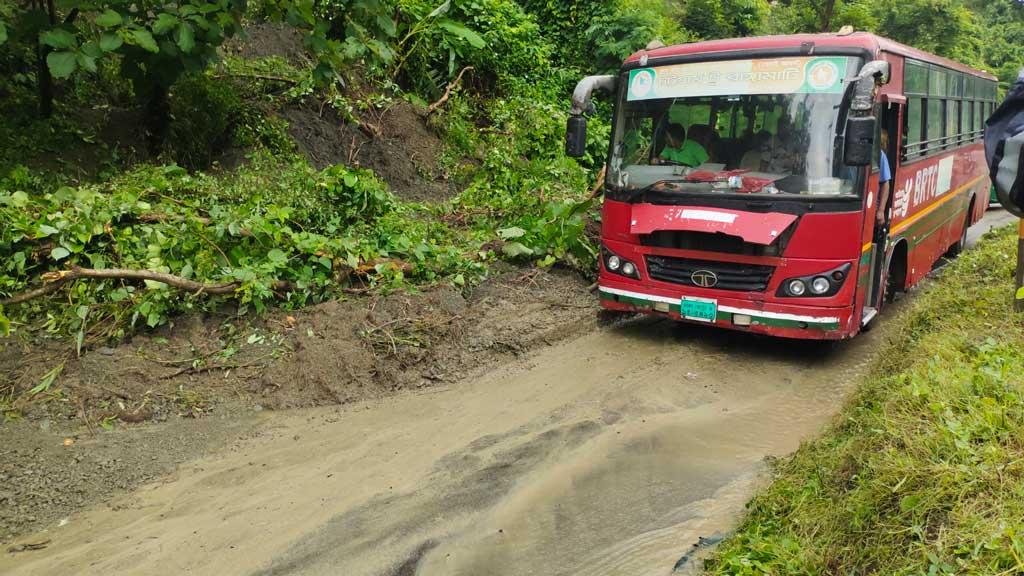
656, 123, 709, 167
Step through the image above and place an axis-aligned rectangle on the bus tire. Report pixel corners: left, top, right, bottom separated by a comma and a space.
884, 241, 908, 305
946, 198, 974, 259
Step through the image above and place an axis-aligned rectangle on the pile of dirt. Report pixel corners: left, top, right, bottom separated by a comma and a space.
283, 99, 455, 202
222, 23, 313, 66
223, 23, 456, 202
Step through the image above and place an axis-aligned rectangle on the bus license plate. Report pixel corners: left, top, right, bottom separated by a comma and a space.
680, 297, 717, 322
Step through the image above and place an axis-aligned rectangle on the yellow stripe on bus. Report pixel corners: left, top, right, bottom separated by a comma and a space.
861, 242, 872, 253
888, 175, 986, 238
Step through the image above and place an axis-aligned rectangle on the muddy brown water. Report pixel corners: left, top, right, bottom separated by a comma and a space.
2, 210, 1013, 576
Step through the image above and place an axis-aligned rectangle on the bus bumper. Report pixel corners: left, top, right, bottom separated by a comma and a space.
597, 278, 857, 340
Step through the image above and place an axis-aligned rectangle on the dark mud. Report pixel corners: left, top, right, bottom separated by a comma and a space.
282, 98, 455, 202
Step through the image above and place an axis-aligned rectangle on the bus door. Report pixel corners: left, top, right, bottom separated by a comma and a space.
866, 103, 902, 316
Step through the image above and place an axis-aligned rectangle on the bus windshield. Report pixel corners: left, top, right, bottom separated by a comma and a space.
609, 56, 864, 197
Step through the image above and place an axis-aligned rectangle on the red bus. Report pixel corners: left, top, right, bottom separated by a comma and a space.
566, 32, 997, 340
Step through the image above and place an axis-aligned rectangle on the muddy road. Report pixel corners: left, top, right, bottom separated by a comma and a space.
2, 210, 1013, 576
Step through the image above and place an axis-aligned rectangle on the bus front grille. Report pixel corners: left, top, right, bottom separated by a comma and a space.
645, 256, 775, 292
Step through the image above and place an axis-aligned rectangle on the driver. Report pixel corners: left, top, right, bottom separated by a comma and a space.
655, 123, 709, 167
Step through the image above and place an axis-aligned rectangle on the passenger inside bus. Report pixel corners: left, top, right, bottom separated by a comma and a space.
653, 123, 710, 167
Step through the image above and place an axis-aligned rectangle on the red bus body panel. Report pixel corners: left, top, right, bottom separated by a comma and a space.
601, 33, 993, 340
629, 205, 799, 244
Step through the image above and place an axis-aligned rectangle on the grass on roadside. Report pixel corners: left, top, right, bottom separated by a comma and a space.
709, 224, 1024, 575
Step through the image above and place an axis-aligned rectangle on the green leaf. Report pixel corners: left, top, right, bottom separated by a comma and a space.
37, 224, 59, 236
152, 13, 178, 35
30, 362, 65, 396
131, 29, 159, 53
427, 0, 451, 19
100, 32, 123, 52
497, 226, 526, 240
0, 306, 9, 337
40, 28, 77, 50
46, 51, 78, 79
176, 22, 195, 53
376, 15, 397, 37
77, 53, 97, 73
267, 248, 288, 264
502, 242, 534, 258
95, 9, 123, 28
0, 22, 7, 46
438, 20, 485, 49
51, 246, 71, 261
1015, 286, 1024, 301
80, 40, 103, 58
8, 191, 29, 208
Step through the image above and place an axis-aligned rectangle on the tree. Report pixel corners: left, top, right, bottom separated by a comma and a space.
875, 0, 982, 66
681, 0, 770, 39
763, 0, 878, 33
3, 0, 341, 149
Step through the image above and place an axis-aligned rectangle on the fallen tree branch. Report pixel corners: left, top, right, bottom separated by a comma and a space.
1, 266, 245, 305
428, 66, 473, 115
1, 281, 66, 305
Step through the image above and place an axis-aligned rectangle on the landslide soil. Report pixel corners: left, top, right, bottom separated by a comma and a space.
226, 23, 457, 202
0, 266, 598, 545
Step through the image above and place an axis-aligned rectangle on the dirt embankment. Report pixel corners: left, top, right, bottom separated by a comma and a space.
228, 23, 457, 202
0, 267, 599, 543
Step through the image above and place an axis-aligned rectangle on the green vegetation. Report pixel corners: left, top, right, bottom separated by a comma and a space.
709, 226, 1024, 574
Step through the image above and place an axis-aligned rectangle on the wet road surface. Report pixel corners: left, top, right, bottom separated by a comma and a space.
1, 209, 1013, 576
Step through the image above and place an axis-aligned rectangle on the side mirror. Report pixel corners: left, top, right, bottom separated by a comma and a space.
566, 116, 587, 158
565, 75, 616, 159
844, 116, 876, 166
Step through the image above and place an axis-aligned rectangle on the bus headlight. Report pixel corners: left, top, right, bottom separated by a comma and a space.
810, 277, 831, 295
777, 263, 851, 298
602, 247, 640, 279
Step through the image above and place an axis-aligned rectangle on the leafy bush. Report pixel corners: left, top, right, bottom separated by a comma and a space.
0, 155, 486, 338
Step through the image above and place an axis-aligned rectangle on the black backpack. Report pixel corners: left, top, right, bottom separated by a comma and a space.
986, 72, 1024, 217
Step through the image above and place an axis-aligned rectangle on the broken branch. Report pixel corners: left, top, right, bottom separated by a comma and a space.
428, 66, 473, 115
1, 266, 245, 306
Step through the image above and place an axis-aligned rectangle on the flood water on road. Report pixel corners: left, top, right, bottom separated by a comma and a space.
2, 319, 882, 576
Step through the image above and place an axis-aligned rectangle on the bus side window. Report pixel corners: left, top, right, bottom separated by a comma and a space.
905, 97, 924, 160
